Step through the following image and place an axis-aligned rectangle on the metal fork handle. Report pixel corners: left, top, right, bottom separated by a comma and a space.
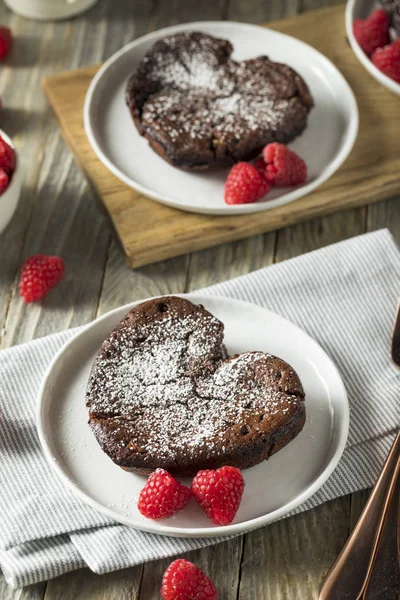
319, 429, 400, 600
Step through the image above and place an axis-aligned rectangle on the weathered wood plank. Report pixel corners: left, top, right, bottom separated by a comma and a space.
274, 207, 367, 261
228, 0, 299, 21
150, 0, 227, 28
97, 240, 189, 316
367, 197, 400, 244
45, 567, 143, 600
301, 0, 344, 10
186, 235, 276, 291
238, 497, 351, 599
0, 580, 46, 600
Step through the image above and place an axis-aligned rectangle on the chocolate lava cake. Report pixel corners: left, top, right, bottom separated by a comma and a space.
381, 0, 400, 34
125, 31, 314, 170
86, 296, 306, 476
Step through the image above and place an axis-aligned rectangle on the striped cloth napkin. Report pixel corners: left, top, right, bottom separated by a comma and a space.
1, 229, 399, 588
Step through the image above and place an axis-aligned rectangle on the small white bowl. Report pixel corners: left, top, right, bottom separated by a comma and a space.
346, 0, 400, 96
3, 0, 98, 21
0, 131, 22, 235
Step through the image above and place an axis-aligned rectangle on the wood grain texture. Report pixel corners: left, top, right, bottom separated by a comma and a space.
44, 566, 143, 600
1, 0, 399, 598
42, 4, 400, 269
238, 497, 351, 599
0, 581, 46, 600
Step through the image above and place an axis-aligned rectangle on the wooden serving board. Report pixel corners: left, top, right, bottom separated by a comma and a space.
42, 4, 400, 268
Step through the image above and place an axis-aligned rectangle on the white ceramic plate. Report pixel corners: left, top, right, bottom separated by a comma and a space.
37, 295, 349, 538
346, 0, 400, 96
84, 21, 359, 216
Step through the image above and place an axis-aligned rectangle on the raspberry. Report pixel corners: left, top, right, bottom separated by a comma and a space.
262, 143, 307, 187
191, 466, 245, 526
161, 559, 218, 600
353, 9, 390, 56
0, 135, 15, 173
224, 162, 270, 205
0, 168, 9, 194
372, 39, 400, 84
0, 27, 12, 62
19, 255, 65, 303
137, 469, 191, 519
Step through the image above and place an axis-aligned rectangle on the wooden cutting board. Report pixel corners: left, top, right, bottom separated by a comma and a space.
42, 4, 400, 268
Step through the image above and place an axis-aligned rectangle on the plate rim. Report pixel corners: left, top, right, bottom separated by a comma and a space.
36, 293, 349, 538
83, 19, 359, 216
346, 0, 400, 97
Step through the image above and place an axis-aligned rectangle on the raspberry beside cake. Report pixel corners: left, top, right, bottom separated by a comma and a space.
86, 296, 306, 476
126, 31, 314, 171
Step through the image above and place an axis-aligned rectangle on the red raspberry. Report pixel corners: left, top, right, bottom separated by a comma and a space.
161, 559, 218, 600
0, 135, 15, 173
0, 27, 12, 62
137, 469, 191, 520
263, 143, 307, 187
191, 466, 245, 526
224, 162, 271, 205
0, 168, 9, 194
19, 255, 65, 303
353, 9, 390, 56
372, 39, 400, 84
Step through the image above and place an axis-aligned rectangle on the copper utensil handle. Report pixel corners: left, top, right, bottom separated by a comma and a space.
319, 429, 400, 600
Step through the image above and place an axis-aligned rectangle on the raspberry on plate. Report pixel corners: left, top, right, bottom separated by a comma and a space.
0, 167, 9, 195
161, 559, 218, 600
137, 468, 191, 520
224, 162, 271, 205
191, 466, 245, 526
19, 255, 65, 303
353, 9, 390, 56
372, 39, 400, 84
0, 27, 12, 62
0, 135, 16, 173
263, 142, 307, 187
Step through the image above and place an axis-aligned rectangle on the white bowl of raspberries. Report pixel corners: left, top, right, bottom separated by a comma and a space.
346, 0, 400, 95
0, 130, 22, 235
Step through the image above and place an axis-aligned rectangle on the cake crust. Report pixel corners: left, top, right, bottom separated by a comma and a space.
86, 296, 306, 476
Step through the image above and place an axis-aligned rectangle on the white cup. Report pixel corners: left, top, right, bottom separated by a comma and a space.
4, 0, 99, 21
0, 130, 22, 236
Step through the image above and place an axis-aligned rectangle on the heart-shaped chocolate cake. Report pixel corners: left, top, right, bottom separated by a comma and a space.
126, 31, 314, 170
86, 296, 306, 476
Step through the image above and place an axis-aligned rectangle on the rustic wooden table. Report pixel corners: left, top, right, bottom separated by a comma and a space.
1, 0, 399, 598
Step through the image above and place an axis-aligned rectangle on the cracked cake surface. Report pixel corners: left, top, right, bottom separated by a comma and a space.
125, 31, 314, 170
86, 296, 306, 476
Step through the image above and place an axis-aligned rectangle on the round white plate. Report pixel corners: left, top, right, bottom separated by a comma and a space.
84, 21, 359, 216
346, 0, 400, 97
37, 295, 349, 538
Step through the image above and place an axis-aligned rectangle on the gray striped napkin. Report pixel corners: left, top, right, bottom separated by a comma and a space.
1, 229, 399, 588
